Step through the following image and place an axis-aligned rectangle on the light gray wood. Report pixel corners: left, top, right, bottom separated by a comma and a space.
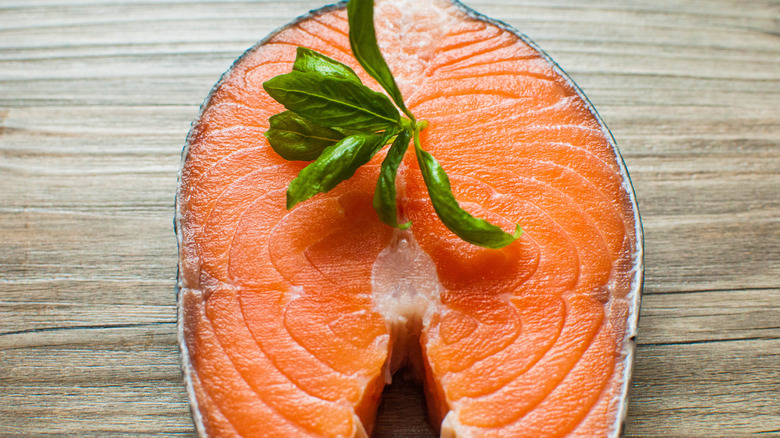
1, 0, 778, 437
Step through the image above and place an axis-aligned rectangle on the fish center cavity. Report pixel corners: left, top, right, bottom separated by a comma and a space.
371, 229, 442, 378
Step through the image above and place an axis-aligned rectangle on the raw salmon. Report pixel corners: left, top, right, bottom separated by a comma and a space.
176, 0, 643, 436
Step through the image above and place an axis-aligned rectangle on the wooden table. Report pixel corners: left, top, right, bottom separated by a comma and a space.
1, 0, 778, 436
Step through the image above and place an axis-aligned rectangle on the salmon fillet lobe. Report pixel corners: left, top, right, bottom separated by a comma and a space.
176, 1, 641, 437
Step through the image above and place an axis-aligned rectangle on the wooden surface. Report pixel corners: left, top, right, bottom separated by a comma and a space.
1, 0, 778, 436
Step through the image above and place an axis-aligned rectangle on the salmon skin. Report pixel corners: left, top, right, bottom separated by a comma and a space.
175, 0, 644, 437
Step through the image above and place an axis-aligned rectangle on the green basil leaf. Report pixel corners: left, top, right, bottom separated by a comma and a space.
263, 70, 400, 132
347, 0, 414, 120
264, 111, 345, 161
414, 144, 522, 249
374, 127, 412, 229
287, 132, 388, 209
293, 47, 363, 85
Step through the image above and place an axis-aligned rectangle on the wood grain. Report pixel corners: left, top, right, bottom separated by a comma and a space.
1, 0, 778, 436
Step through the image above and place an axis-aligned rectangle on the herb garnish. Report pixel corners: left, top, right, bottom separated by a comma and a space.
263, 0, 522, 249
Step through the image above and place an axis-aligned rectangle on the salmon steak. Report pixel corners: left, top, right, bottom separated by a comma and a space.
175, 0, 643, 436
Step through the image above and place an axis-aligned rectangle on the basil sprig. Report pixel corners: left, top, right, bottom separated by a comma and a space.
262, 0, 521, 248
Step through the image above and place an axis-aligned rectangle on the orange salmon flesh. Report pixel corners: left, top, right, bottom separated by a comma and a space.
175, 0, 643, 437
